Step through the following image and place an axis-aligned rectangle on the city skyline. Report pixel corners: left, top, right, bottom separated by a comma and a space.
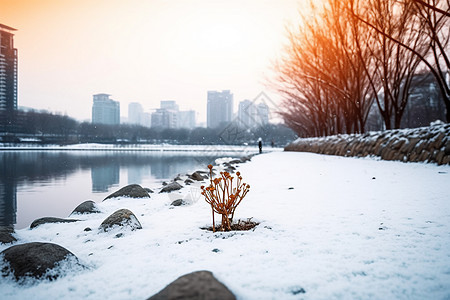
0, 0, 304, 123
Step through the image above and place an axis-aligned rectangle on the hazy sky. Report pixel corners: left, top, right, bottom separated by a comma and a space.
1, 0, 304, 123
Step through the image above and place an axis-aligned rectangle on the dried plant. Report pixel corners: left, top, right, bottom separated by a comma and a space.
201, 164, 250, 232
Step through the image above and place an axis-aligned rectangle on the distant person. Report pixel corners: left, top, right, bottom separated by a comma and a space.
271, 140, 275, 148
258, 139, 262, 154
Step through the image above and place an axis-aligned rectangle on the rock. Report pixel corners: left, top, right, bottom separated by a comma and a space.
147, 270, 236, 300
70, 200, 100, 215
0, 226, 16, 244
30, 217, 79, 229
228, 159, 242, 164
184, 179, 194, 185
104, 184, 150, 201
173, 175, 182, 181
170, 199, 185, 206
160, 182, 183, 193
99, 209, 142, 232
144, 188, 154, 194
1, 242, 80, 280
189, 171, 207, 181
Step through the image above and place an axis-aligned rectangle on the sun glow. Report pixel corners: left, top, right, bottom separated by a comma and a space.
0, 0, 301, 121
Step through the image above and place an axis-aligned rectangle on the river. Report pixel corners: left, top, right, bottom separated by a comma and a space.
0, 147, 255, 229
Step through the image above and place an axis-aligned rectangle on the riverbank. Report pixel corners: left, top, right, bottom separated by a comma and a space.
285, 122, 450, 165
1, 152, 450, 299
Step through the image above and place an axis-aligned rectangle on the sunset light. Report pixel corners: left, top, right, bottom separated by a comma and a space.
0, 0, 301, 122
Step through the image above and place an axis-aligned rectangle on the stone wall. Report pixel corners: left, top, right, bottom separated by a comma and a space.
284, 122, 450, 165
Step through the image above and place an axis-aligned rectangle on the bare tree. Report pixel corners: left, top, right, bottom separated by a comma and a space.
274, 0, 374, 137
351, 0, 450, 123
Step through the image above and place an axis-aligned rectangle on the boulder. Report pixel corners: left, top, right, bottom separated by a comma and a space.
148, 270, 236, 300
99, 209, 142, 232
170, 199, 185, 206
160, 182, 183, 193
144, 188, 154, 194
70, 200, 100, 215
104, 184, 150, 201
1, 242, 79, 280
189, 171, 207, 181
184, 179, 194, 185
30, 217, 79, 229
0, 226, 16, 244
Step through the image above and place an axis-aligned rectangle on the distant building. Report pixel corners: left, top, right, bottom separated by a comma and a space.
0, 24, 18, 127
128, 102, 143, 125
151, 108, 177, 128
160, 100, 179, 111
141, 112, 152, 127
257, 102, 270, 125
207, 90, 233, 128
237, 99, 270, 128
177, 110, 196, 129
92, 94, 120, 125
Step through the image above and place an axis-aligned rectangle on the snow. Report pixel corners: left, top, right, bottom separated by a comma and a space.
1, 152, 450, 299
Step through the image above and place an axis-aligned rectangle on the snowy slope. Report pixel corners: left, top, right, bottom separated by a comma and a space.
1, 152, 449, 299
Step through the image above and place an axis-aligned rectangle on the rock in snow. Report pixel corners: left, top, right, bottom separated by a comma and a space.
0, 242, 80, 280
99, 209, 142, 231
30, 217, 79, 229
159, 182, 183, 193
147, 270, 236, 300
103, 184, 150, 201
188, 171, 207, 181
70, 200, 101, 215
170, 199, 185, 206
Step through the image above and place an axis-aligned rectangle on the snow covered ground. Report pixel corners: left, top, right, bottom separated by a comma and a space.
1, 151, 450, 299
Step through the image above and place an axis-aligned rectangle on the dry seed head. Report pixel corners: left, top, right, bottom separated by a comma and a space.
208, 164, 213, 170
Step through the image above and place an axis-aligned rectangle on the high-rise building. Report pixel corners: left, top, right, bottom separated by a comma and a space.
92, 94, 120, 125
151, 100, 179, 128
207, 90, 233, 128
238, 99, 270, 128
128, 102, 143, 125
0, 24, 18, 124
238, 99, 257, 128
257, 102, 270, 125
177, 110, 196, 129
160, 100, 179, 111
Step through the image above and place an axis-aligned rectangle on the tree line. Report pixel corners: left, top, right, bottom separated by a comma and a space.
274, 0, 449, 137
0, 109, 296, 146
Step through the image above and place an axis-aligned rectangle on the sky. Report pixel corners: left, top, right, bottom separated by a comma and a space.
1, 0, 305, 123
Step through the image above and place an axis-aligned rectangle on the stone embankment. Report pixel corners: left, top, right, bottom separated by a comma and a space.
285, 122, 450, 165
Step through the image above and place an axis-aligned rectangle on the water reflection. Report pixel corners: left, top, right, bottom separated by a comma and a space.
0, 150, 247, 228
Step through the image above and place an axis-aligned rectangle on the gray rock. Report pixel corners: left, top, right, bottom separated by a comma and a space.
104, 184, 150, 201
99, 209, 142, 232
144, 188, 154, 194
1, 242, 80, 280
30, 217, 79, 229
159, 182, 183, 193
184, 179, 194, 185
170, 199, 185, 206
189, 171, 207, 181
228, 159, 242, 164
0, 226, 16, 244
148, 270, 236, 300
70, 200, 100, 215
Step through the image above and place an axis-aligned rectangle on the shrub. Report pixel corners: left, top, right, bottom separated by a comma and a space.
201, 164, 250, 232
